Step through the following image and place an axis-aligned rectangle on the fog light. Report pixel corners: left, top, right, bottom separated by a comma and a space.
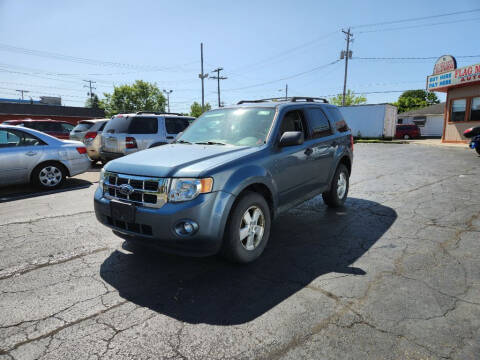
174, 220, 198, 236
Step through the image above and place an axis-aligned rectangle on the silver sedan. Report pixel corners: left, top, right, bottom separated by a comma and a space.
0, 125, 91, 189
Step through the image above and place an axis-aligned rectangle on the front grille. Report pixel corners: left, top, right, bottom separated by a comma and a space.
103, 172, 169, 208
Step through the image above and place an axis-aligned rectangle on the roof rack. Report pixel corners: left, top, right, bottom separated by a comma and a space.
237, 96, 328, 105
135, 111, 186, 116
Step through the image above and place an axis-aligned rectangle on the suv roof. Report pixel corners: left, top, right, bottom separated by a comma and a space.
224, 97, 331, 110
4, 119, 72, 123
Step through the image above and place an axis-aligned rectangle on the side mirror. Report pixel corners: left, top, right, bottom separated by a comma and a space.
279, 131, 304, 147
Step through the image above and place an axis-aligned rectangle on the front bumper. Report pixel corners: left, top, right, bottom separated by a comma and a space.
94, 187, 236, 256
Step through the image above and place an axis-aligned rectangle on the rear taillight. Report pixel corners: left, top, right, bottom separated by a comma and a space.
464, 128, 473, 136
84, 131, 98, 140
349, 134, 354, 151
76, 147, 87, 154
125, 136, 137, 149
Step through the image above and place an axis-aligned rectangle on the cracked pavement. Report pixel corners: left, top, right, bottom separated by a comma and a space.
0, 143, 479, 359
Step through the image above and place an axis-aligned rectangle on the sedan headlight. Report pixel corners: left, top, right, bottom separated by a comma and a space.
168, 178, 213, 202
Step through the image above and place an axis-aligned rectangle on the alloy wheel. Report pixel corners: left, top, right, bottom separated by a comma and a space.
239, 206, 265, 251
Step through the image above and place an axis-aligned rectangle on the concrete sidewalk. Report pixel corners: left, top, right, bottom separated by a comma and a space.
407, 138, 469, 148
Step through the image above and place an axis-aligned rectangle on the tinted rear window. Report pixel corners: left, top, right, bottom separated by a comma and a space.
128, 117, 158, 134
305, 108, 332, 138
165, 118, 190, 134
72, 123, 93, 132
104, 116, 131, 133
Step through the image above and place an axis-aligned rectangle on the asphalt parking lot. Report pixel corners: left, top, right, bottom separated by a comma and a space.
0, 143, 479, 360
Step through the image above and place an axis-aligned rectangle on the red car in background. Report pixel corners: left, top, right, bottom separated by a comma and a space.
395, 124, 421, 139
1, 119, 75, 139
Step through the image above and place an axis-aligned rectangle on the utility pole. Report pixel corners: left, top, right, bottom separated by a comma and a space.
210, 67, 227, 107
162, 89, 173, 112
340, 28, 353, 106
198, 43, 208, 111
83, 80, 96, 102
16, 89, 29, 100
278, 84, 288, 100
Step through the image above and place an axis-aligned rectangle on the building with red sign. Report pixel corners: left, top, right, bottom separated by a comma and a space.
426, 55, 480, 143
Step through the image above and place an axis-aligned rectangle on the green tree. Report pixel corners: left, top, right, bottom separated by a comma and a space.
329, 90, 367, 106
85, 93, 100, 108
393, 89, 440, 113
190, 101, 211, 118
101, 80, 166, 117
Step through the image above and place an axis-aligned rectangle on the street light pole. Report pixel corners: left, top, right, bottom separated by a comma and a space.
162, 89, 173, 113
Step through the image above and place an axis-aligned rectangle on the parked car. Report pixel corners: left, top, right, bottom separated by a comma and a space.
94, 97, 353, 263
100, 112, 195, 162
395, 124, 421, 139
70, 119, 109, 162
2, 119, 75, 139
0, 125, 91, 189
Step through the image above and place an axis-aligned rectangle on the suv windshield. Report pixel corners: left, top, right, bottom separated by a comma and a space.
178, 108, 275, 146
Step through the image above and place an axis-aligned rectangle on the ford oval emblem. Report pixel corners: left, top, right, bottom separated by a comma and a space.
119, 184, 134, 196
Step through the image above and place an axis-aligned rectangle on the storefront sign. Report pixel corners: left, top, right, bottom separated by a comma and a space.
427, 62, 480, 91
433, 55, 456, 75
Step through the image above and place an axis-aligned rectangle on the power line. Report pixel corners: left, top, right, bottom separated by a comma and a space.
351, 8, 480, 29
162, 89, 173, 112
225, 59, 340, 91
15, 89, 29, 100
353, 55, 480, 60
83, 80, 96, 102
341, 28, 353, 106
0, 43, 198, 71
357, 16, 480, 34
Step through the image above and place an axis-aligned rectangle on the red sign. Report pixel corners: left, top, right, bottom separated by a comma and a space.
433, 55, 457, 75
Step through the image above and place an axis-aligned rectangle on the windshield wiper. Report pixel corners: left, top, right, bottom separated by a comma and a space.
176, 140, 192, 144
194, 141, 227, 146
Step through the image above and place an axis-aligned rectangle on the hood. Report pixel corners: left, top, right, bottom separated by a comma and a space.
105, 144, 260, 178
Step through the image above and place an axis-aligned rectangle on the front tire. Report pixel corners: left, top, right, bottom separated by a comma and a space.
32, 162, 66, 189
322, 164, 349, 208
222, 192, 271, 263
403, 134, 410, 140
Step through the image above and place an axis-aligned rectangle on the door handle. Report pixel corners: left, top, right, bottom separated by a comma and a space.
25, 151, 37, 156
304, 148, 313, 156
166, 136, 174, 139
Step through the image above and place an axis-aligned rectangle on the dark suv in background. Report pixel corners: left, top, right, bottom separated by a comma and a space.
2, 119, 74, 139
95, 97, 353, 263
395, 124, 421, 139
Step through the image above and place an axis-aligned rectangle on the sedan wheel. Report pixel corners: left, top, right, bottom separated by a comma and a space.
32, 162, 66, 189
404, 134, 410, 140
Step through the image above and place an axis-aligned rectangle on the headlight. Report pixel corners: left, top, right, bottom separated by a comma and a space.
168, 178, 213, 202
99, 168, 106, 187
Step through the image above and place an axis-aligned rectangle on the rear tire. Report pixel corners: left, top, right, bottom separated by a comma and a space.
222, 192, 271, 263
403, 134, 410, 140
31, 162, 67, 189
322, 164, 349, 208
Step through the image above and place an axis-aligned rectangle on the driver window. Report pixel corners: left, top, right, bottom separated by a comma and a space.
280, 110, 307, 138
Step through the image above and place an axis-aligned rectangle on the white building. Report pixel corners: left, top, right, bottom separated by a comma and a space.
339, 104, 397, 138
397, 103, 445, 137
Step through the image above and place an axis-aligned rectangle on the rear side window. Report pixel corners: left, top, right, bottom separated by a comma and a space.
128, 117, 158, 134
305, 108, 332, 138
35, 122, 63, 132
165, 118, 190, 134
104, 116, 131, 133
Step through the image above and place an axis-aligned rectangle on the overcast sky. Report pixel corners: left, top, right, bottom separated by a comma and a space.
0, 0, 479, 112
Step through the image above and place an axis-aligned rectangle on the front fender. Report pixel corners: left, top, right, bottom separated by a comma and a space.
221, 164, 278, 213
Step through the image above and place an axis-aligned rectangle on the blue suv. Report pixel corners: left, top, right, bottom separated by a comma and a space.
94, 97, 353, 263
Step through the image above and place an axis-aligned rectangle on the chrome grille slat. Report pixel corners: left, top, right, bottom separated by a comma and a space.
103, 172, 169, 208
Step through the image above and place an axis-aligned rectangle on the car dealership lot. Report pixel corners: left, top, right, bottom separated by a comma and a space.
0, 144, 479, 360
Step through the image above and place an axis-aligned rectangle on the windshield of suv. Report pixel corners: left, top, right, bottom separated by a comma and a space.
177, 108, 276, 146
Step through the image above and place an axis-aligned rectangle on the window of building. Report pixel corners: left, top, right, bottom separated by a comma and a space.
397, 118, 403, 124
450, 99, 466, 122
470, 97, 480, 122
413, 116, 426, 127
